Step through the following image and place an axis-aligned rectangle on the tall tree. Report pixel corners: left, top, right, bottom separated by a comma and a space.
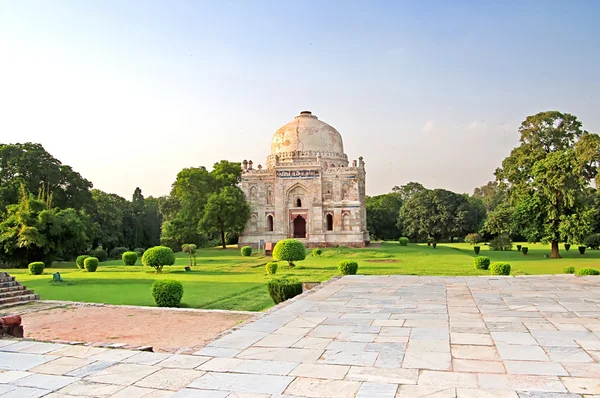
392, 182, 426, 202
90, 189, 126, 251
473, 181, 505, 212
199, 186, 251, 249
495, 111, 600, 258
366, 192, 403, 240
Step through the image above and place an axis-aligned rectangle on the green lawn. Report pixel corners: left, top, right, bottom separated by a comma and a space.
9, 242, 600, 311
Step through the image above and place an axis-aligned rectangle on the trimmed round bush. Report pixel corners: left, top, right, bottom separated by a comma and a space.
84, 257, 99, 272
76, 255, 90, 270
90, 249, 108, 262
134, 248, 145, 257
338, 260, 359, 275
273, 239, 306, 268
142, 246, 176, 272
474, 256, 490, 270
266, 261, 278, 275
398, 237, 409, 246
109, 247, 128, 259
312, 248, 322, 256
577, 268, 600, 276
473, 246, 481, 254
267, 277, 303, 304
521, 247, 529, 255
564, 266, 575, 274
28, 261, 45, 275
490, 262, 511, 276
241, 246, 253, 256
122, 251, 138, 266
465, 233, 483, 245
152, 280, 184, 307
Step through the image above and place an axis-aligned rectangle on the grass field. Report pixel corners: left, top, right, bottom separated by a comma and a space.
9, 242, 600, 311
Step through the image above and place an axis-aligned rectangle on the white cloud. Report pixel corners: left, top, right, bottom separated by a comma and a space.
468, 121, 479, 130
423, 120, 435, 132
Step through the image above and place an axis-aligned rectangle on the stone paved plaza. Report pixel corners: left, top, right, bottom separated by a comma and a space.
1, 275, 600, 397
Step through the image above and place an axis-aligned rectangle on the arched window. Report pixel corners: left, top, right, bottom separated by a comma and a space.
266, 215, 273, 232
326, 214, 333, 231
249, 186, 257, 199
296, 198, 302, 207
330, 163, 335, 168
266, 185, 273, 205
343, 213, 350, 231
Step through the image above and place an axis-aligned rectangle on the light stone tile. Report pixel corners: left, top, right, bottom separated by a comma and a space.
288, 363, 349, 380
409, 340, 450, 353
325, 341, 367, 352
54, 379, 125, 396
379, 327, 411, 337
271, 327, 312, 337
226, 393, 270, 398
188, 372, 293, 395
198, 358, 244, 372
0, 384, 17, 395
0, 340, 18, 348
504, 361, 568, 376
254, 334, 301, 348
402, 351, 452, 371
233, 360, 299, 376
123, 352, 172, 366
13, 374, 78, 391
135, 368, 205, 391
47, 345, 106, 359
562, 362, 600, 378
283, 377, 361, 398
452, 345, 500, 361
496, 343, 550, 361
418, 370, 478, 388
491, 332, 538, 345
0, 386, 50, 398
308, 325, 353, 338
410, 328, 450, 341
336, 332, 376, 342
0, 352, 57, 371
87, 349, 138, 362
157, 355, 211, 369
345, 366, 418, 384
561, 377, 600, 394
1, 341, 66, 354
451, 333, 494, 346
396, 385, 456, 397
516, 392, 582, 398
546, 347, 594, 363
372, 320, 405, 327
452, 359, 505, 374
237, 347, 323, 363
29, 357, 89, 376
576, 340, 600, 351
111, 385, 176, 398
85, 363, 159, 385
356, 382, 398, 398
173, 389, 228, 398
291, 337, 332, 350
456, 388, 518, 397
193, 347, 241, 358
209, 331, 268, 350
318, 350, 378, 367
65, 360, 115, 378
477, 374, 567, 393
0, 370, 31, 383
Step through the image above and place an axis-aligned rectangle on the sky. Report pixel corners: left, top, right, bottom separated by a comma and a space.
1, 0, 599, 199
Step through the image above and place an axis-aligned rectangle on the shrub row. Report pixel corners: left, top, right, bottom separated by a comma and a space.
267, 277, 303, 304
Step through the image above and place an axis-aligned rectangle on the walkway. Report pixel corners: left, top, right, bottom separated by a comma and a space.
1, 275, 599, 397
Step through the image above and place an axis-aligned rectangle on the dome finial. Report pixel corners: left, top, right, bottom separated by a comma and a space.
300, 110, 312, 115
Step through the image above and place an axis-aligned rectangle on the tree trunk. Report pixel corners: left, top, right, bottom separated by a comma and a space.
221, 230, 226, 249
550, 240, 561, 258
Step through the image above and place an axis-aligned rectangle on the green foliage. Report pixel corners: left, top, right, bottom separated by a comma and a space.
338, 260, 359, 275
151, 279, 184, 307
398, 237, 409, 246
199, 186, 251, 249
366, 192, 403, 240
182, 243, 197, 266
265, 261, 278, 275
577, 267, 600, 276
516, 245, 522, 251
272, 239, 306, 267
241, 246, 253, 256
312, 248, 322, 256
109, 247, 128, 259
564, 243, 571, 251
465, 233, 483, 245
584, 233, 600, 249
142, 246, 176, 272
579, 246, 587, 254
495, 111, 600, 258
473, 246, 480, 254
564, 266, 575, 274
267, 277, 303, 304
28, 261, 45, 275
473, 181, 506, 212
84, 257, 99, 272
490, 262, 511, 275
473, 256, 490, 270
134, 247, 145, 257
91, 249, 108, 262
122, 251, 138, 266
521, 246, 529, 255
489, 234, 512, 251
76, 255, 90, 270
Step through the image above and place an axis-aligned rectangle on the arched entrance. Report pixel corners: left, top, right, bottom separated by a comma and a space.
293, 215, 306, 238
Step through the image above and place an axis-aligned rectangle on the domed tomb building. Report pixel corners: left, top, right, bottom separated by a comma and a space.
239, 111, 369, 248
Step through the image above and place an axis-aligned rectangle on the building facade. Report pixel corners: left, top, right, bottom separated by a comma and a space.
238, 111, 369, 248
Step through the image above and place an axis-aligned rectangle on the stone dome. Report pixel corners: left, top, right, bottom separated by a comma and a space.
270, 111, 345, 156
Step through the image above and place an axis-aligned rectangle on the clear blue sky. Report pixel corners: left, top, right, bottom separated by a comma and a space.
1, 0, 598, 199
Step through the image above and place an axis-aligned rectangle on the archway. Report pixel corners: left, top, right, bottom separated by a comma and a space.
293, 216, 306, 238
266, 215, 273, 232
296, 198, 302, 207
326, 213, 333, 231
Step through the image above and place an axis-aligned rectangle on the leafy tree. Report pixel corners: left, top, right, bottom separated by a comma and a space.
495, 111, 600, 258
473, 181, 506, 212
392, 182, 426, 202
272, 239, 306, 268
90, 189, 126, 251
199, 186, 251, 249
366, 192, 403, 240
182, 243, 197, 266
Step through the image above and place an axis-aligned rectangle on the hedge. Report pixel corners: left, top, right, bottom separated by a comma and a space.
28, 262, 45, 275
152, 280, 184, 307
84, 257, 99, 272
338, 260, 359, 275
122, 251, 138, 266
76, 255, 90, 270
474, 256, 490, 270
490, 262, 511, 276
267, 277, 303, 304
